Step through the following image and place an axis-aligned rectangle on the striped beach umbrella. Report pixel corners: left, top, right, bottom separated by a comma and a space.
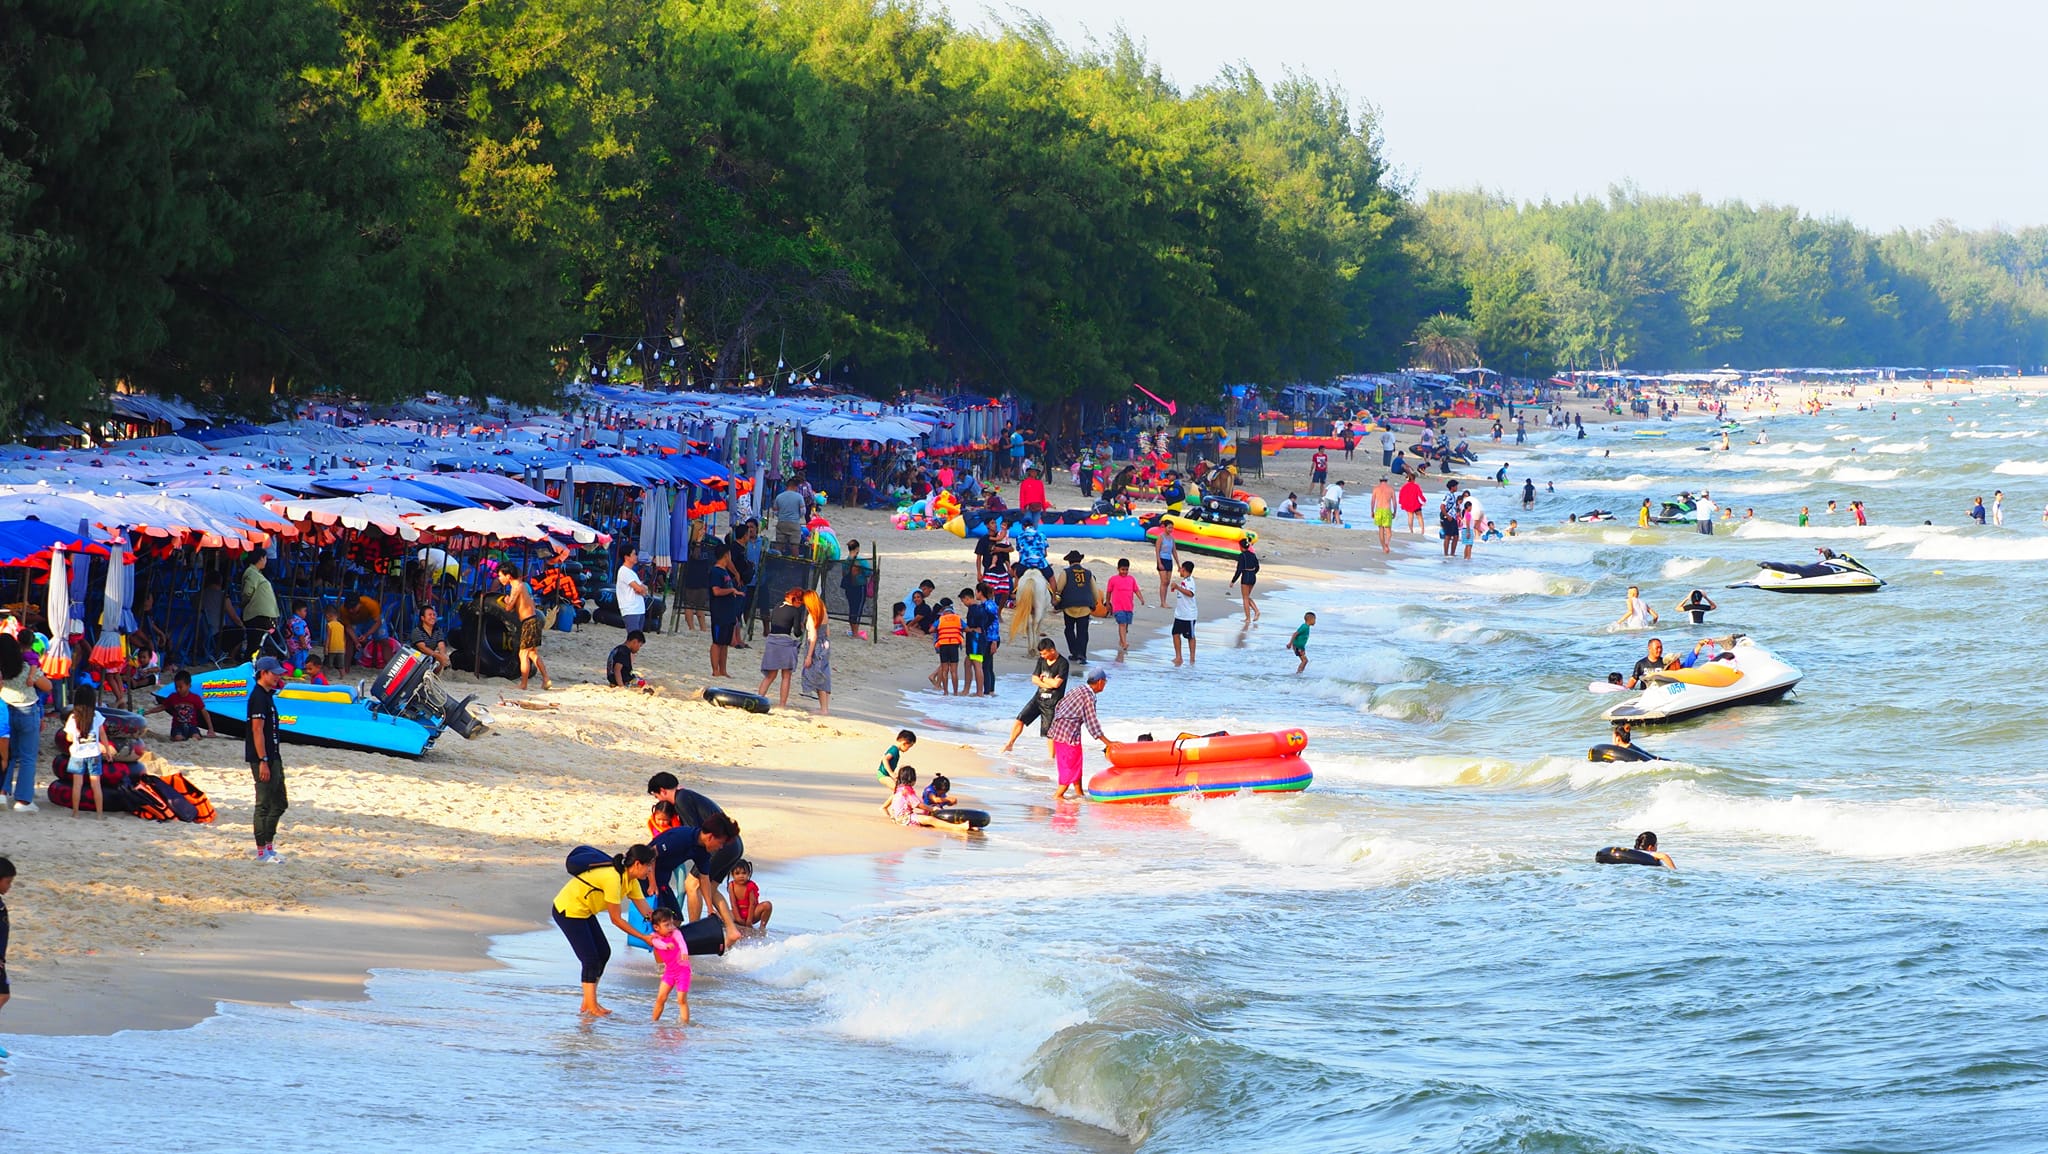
90, 529, 132, 673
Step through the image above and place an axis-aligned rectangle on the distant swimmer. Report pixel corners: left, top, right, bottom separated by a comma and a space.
1676, 589, 1717, 624
1633, 831, 1676, 870
1617, 585, 1659, 630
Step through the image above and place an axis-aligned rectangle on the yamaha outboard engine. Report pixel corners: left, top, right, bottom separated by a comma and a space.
367, 648, 491, 739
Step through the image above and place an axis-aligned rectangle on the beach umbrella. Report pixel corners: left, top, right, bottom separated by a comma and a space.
90, 529, 133, 672
42, 546, 73, 679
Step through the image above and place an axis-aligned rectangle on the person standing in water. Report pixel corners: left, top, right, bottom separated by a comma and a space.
1227, 539, 1260, 624
1992, 490, 2005, 526
1617, 586, 1659, 629
1371, 476, 1396, 554
1048, 669, 1111, 802
1171, 561, 1200, 666
1676, 589, 1716, 624
552, 845, 658, 1016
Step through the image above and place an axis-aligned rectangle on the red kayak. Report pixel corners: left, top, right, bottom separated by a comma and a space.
1106, 728, 1308, 768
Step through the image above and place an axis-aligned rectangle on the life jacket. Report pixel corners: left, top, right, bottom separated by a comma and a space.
934, 612, 964, 647
161, 771, 217, 823
128, 777, 180, 822
1058, 565, 1095, 612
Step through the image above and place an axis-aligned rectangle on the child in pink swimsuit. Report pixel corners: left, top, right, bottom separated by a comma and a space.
646, 908, 691, 1024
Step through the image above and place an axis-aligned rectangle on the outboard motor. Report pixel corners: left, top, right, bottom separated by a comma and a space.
367, 648, 491, 739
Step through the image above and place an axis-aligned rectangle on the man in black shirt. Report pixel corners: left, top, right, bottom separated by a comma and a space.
245, 656, 289, 863
1627, 638, 1668, 690
650, 813, 743, 946
608, 630, 645, 687
409, 605, 451, 671
998, 637, 1069, 754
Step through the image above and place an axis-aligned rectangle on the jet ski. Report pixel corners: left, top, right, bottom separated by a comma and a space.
1649, 494, 1698, 524
1728, 549, 1885, 593
1602, 636, 1801, 724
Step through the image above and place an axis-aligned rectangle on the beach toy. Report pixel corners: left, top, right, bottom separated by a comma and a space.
925, 807, 990, 830
1106, 728, 1307, 767
702, 686, 770, 713
1594, 847, 1666, 867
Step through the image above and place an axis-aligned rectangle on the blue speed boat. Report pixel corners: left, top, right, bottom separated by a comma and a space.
161, 652, 489, 759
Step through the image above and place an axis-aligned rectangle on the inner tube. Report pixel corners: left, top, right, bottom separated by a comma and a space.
1588, 743, 1658, 763
702, 687, 771, 714
1595, 847, 1665, 867
625, 909, 732, 955
926, 807, 990, 830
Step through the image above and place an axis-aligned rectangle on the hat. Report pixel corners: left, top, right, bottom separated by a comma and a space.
1084, 668, 1109, 685
253, 656, 286, 675
1063, 550, 1086, 563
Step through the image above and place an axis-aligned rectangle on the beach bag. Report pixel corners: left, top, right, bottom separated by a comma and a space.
161, 771, 217, 823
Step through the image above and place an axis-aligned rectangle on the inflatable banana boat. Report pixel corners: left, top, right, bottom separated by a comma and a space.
1146, 514, 1257, 559
1086, 728, 1312, 803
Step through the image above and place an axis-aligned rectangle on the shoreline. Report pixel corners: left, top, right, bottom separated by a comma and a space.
1, 376, 2011, 1041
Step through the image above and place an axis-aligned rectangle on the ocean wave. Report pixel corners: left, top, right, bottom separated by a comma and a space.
1750, 441, 1831, 453
1460, 567, 1590, 597
1992, 460, 2048, 475
730, 910, 1195, 1139
1952, 429, 2037, 439
1731, 520, 1952, 544
1829, 466, 1902, 482
1176, 792, 1440, 872
1661, 557, 1711, 579
1867, 440, 1929, 455
1908, 536, 2048, 562
1715, 480, 1807, 496
1561, 473, 1666, 491
1312, 751, 1716, 792
1630, 781, 2048, 858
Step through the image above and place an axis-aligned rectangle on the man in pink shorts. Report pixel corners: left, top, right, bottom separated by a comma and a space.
1047, 668, 1111, 802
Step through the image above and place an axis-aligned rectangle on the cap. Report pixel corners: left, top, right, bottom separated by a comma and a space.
253, 656, 286, 674
1084, 668, 1109, 685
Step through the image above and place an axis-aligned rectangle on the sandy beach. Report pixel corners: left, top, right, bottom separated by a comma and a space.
0, 374, 1997, 1037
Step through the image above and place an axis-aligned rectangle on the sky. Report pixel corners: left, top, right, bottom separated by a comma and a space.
955, 0, 2047, 233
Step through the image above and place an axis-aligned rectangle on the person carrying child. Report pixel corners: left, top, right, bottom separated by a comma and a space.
728, 859, 772, 933
62, 685, 109, 818
286, 602, 314, 666
645, 908, 693, 1024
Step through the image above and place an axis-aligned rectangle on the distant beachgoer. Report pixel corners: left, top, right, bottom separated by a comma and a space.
1969, 496, 1987, 524
1618, 585, 1659, 630
1289, 612, 1316, 674
1851, 501, 1867, 526
495, 567, 551, 690
1633, 831, 1676, 870
1992, 490, 2005, 526
1228, 540, 1260, 624
615, 547, 650, 633
1522, 479, 1536, 510
552, 845, 657, 1016
1106, 558, 1144, 659
1399, 477, 1425, 534
1677, 590, 1716, 625
1171, 561, 1199, 666
1371, 477, 1396, 553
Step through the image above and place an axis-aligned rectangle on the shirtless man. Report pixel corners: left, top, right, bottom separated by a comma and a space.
1370, 476, 1396, 554
496, 567, 552, 690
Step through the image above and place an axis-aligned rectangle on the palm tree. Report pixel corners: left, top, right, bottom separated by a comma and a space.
1410, 313, 1479, 373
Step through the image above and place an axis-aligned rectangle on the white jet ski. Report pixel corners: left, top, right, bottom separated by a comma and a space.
1729, 549, 1886, 593
1602, 636, 1802, 723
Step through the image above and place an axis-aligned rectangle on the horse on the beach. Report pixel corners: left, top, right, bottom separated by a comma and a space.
1009, 567, 1050, 647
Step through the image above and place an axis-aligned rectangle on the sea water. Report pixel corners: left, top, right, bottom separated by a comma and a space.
6, 392, 2048, 1152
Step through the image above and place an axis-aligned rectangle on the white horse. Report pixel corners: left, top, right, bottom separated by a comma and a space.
1009, 567, 1051, 649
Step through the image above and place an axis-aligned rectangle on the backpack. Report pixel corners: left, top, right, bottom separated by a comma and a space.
565, 844, 614, 876
161, 771, 217, 823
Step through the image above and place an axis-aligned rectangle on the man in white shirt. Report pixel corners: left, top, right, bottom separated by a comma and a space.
1380, 428, 1397, 466
1694, 491, 1717, 535
1171, 560, 1199, 667
616, 547, 650, 632
1321, 480, 1346, 524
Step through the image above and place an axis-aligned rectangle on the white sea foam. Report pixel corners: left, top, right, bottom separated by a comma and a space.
1662, 557, 1711, 579
1176, 792, 1439, 873
1992, 460, 2048, 476
1868, 440, 1928, 455
730, 917, 1143, 1135
1631, 781, 2048, 858
1563, 473, 1666, 491
1908, 536, 2048, 562
1830, 466, 1902, 482
1952, 429, 2037, 439
1312, 751, 1714, 792
1460, 567, 1589, 597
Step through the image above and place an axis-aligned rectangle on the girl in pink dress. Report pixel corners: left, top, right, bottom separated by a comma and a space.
646, 908, 691, 1024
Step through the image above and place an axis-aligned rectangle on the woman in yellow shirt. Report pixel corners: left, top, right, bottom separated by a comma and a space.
552, 844, 658, 1016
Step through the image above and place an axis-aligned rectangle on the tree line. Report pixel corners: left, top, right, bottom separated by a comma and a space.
5, 1, 2048, 435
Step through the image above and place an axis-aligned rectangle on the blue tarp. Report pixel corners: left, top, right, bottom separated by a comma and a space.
0, 519, 94, 565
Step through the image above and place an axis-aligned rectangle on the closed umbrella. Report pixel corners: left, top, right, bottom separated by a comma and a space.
90, 529, 132, 673
43, 546, 73, 680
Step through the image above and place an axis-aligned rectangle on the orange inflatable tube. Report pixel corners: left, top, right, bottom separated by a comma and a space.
1085, 756, 1313, 804
1106, 728, 1309, 768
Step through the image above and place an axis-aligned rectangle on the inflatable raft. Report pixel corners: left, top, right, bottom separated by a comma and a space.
1146, 514, 1257, 559
1086, 728, 1312, 803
